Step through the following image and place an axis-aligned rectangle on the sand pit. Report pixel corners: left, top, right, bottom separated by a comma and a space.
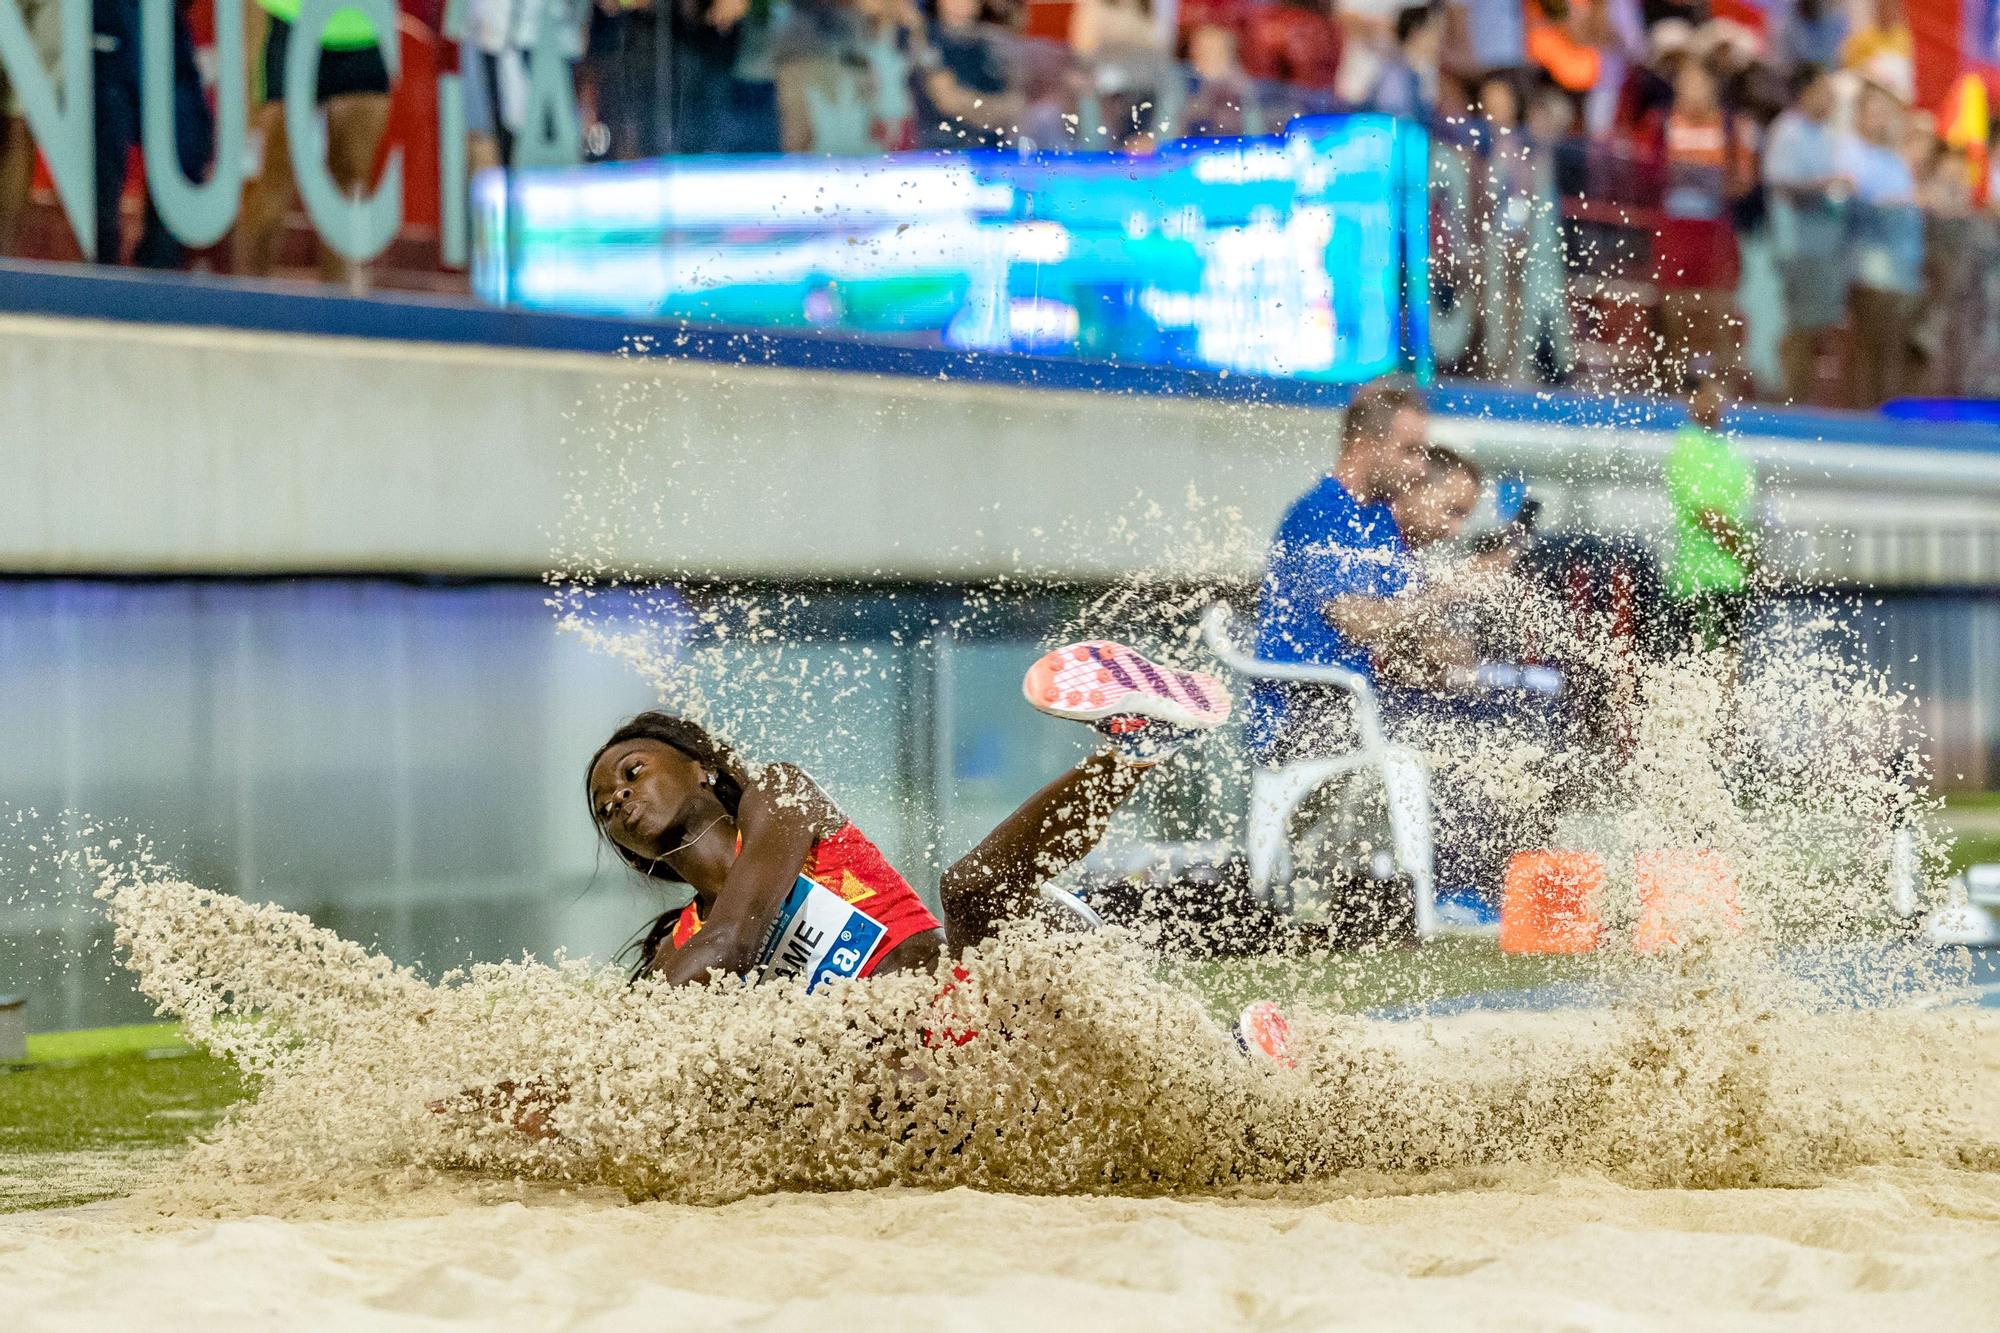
5, 1011, 1996, 1331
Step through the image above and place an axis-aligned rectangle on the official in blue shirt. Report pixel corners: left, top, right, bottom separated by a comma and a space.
1248, 379, 1434, 762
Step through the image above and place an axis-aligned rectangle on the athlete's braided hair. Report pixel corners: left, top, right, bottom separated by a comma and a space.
589, 712, 755, 981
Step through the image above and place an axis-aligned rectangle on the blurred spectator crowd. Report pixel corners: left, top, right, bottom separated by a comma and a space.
576, 0, 2000, 405
2, 0, 1998, 404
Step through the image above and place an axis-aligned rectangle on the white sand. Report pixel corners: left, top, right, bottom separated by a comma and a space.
6, 1012, 1997, 1332
5, 1161, 1998, 1329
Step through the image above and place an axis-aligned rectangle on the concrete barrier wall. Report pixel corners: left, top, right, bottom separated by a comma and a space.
3, 312, 1998, 584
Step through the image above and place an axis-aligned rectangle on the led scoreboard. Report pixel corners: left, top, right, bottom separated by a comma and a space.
473, 115, 1430, 383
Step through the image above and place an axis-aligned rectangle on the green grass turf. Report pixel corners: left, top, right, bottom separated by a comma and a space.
1177, 934, 1592, 1018
1, 1026, 249, 1213
1941, 792, 2000, 875
23, 1022, 189, 1063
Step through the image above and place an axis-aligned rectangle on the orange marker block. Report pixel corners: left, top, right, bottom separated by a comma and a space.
1632, 849, 1744, 954
1499, 850, 1604, 954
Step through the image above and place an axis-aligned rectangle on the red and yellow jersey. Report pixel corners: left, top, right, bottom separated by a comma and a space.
667, 822, 941, 978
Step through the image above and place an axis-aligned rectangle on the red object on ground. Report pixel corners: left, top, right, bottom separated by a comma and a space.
1632, 849, 1744, 954
1500, 850, 1605, 954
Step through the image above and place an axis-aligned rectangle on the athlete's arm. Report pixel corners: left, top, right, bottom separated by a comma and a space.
650, 766, 841, 985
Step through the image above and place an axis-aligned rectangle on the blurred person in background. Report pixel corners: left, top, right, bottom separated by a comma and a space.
1840, 0, 1911, 102
1448, 0, 1520, 85
1070, 0, 1177, 150
1774, 0, 1845, 72
1647, 52, 1756, 389
1447, 0, 1525, 85
1579, 0, 1641, 134
1523, 0, 1604, 114
1248, 378, 1458, 768
1526, 72, 1584, 194
0, 0, 59, 255
913, 0, 1022, 148
464, 0, 515, 171
1474, 67, 1521, 139
236, 0, 394, 282
668, 0, 752, 152
465, 0, 592, 170
1472, 75, 1574, 382
1248, 378, 1440, 756
1392, 444, 1482, 552
856, 0, 921, 147
1911, 133, 1979, 393
1429, 66, 1481, 143
1071, 0, 1165, 54
775, 0, 915, 153
1472, 70, 1529, 201
1369, 4, 1442, 121
1614, 17, 1684, 138
1240, 0, 1342, 95
1178, 19, 1258, 136
580, 0, 662, 159
1639, 0, 1703, 30
92, 0, 215, 267
1839, 78, 1921, 406
1333, 0, 1398, 106
1663, 370, 1760, 656
1700, 17, 1776, 118
1762, 64, 1848, 403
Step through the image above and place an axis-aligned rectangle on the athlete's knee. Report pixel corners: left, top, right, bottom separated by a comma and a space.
936, 858, 982, 919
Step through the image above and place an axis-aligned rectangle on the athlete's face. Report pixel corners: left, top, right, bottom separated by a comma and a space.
588, 739, 713, 863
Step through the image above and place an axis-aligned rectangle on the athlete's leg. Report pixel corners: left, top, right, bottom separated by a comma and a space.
938, 639, 1230, 952
938, 750, 1148, 951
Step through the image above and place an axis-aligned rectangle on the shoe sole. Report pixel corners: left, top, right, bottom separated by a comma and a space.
1236, 1000, 1297, 1069
1023, 640, 1231, 730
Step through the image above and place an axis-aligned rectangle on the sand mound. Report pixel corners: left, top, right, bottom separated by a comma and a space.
6, 1012, 1997, 1332
86, 868, 1990, 1207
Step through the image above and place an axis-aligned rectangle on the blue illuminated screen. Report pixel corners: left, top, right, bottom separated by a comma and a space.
473, 115, 1430, 383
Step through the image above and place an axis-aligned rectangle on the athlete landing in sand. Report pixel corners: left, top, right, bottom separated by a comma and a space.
584, 639, 1293, 1065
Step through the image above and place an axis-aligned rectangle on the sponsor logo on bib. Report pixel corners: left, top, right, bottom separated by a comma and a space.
759, 874, 889, 993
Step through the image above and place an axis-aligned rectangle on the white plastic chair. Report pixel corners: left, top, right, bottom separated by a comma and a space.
1200, 603, 1439, 938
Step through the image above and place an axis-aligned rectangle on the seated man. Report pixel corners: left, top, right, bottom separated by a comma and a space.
1250, 392, 1557, 924
1247, 379, 1473, 766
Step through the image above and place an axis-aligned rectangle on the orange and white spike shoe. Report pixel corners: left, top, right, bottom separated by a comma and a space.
1023, 639, 1231, 766
1233, 1000, 1297, 1070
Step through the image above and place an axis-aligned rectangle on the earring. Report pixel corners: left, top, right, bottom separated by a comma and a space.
704, 772, 717, 787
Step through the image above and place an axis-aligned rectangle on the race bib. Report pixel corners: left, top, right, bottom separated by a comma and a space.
757, 874, 888, 993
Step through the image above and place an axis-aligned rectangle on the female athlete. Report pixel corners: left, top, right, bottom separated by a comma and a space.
447, 638, 1289, 1136
586, 638, 1235, 992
